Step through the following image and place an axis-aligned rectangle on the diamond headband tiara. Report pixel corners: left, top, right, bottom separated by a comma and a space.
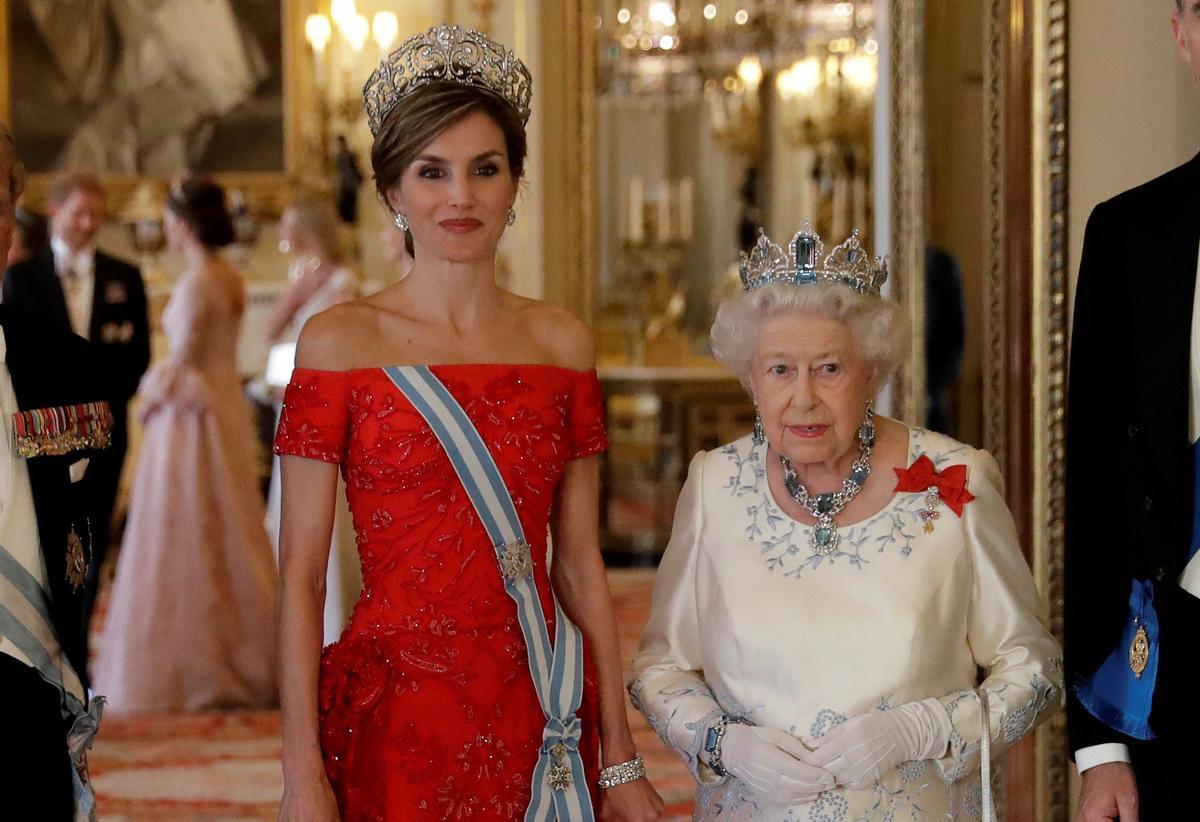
739, 224, 888, 297
363, 24, 533, 136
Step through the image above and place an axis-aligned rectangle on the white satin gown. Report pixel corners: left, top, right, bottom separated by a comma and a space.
630, 426, 1063, 820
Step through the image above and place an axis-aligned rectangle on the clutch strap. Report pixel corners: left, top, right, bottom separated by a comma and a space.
977, 688, 995, 822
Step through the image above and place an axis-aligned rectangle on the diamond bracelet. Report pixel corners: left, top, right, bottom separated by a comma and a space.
597, 755, 646, 790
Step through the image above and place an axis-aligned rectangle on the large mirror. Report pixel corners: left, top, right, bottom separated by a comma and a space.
568, 2, 944, 566
592, 1, 881, 367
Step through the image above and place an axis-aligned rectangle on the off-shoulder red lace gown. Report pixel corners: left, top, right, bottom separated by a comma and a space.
274, 364, 607, 820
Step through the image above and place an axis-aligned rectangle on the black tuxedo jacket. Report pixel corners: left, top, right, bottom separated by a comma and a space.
3, 247, 149, 430
0, 306, 108, 686
1065, 153, 1200, 755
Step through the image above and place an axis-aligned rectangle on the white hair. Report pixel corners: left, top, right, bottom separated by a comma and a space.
710, 282, 910, 393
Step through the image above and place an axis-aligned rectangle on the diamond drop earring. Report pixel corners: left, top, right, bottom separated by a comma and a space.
752, 410, 765, 446
394, 213, 409, 232
506, 207, 517, 227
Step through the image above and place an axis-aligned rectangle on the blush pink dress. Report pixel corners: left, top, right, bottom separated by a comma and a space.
94, 265, 278, 712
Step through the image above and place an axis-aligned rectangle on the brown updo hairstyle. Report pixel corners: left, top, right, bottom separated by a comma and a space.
371, 82, 528, 258
167, 174, 235, 249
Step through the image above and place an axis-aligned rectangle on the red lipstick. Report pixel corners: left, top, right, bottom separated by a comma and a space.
439, 218, 482, 233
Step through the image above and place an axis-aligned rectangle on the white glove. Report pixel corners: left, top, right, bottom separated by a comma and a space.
719, 724, 836, 803
808, 698, 953, 790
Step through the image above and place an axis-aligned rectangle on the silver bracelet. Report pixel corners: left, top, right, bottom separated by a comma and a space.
703, 714, 749, 777
597, 755, 646, 789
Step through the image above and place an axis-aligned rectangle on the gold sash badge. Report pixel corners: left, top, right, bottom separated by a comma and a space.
1129, 624, 1150, 678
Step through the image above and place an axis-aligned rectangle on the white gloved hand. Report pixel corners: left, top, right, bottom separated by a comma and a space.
807, 698, 953, 790
719, 724, 836, 804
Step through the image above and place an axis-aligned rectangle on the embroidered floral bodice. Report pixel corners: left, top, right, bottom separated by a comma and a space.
630, 426, 1064, 821
274, 364, 607, 820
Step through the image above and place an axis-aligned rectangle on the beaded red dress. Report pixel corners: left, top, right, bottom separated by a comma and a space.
274, 364, 607, 820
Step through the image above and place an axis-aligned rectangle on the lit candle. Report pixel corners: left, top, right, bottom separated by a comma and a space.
657, 182, 672, 243
305, 13, 331, 90
628, 176, 644, 243
797, 148, 814, 229
808, 158, 821, 235
710, 95, 728, 134
677, 177, 694, 240
853, 172, 868, 239
831, 174, 848, 242
372, 11, 399, 50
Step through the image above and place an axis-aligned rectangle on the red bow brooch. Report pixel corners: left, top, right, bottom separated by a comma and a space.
893, 455, 975, 533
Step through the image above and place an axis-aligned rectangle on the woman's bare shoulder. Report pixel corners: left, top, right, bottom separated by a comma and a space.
511, 296, 595, 370
295, 300, 380, 370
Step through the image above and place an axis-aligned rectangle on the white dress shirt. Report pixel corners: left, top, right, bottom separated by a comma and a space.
50, 236, 95, 338
1074, 242, 1200, 773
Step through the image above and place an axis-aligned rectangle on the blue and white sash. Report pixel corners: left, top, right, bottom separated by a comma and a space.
384, 366, 595, 822
0, 544, 102, 820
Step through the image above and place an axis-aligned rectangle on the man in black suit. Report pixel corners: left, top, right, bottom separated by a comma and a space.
3, 170, 149, 640
0, 127, 111, 819
1066, 3, 1200, 820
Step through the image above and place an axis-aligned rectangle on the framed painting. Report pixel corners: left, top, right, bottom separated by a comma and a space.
0, 0, 312, 215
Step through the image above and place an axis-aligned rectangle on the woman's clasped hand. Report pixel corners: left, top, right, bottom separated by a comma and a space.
720, 724, 834, 803
715, 698, 952, 801
807, 699, 953, 790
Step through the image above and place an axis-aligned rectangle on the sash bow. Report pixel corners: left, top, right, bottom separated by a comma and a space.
542, 714, 583, 754
893, 455, 975, 516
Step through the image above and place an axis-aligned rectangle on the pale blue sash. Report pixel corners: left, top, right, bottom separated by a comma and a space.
383, 366, 595, 822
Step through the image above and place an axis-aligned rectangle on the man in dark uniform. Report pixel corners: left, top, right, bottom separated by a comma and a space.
0, 127, 112, 819
1066, 3, 1200, 819
3, 170, 149, 641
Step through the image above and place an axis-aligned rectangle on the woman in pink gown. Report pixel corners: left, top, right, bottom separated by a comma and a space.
95, 176, 277, 712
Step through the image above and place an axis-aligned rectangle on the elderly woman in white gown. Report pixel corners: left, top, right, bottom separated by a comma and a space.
630, 226, 1063, 820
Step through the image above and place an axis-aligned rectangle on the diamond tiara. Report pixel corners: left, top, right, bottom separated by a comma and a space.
739, 224, 888, 297
363, 24, 533, 136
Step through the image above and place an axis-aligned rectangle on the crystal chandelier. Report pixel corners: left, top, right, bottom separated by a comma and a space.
596, 1, 878, 157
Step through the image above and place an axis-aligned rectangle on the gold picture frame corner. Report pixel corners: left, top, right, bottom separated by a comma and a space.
0, 0, 312, 220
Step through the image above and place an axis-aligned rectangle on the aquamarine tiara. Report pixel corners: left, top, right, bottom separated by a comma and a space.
363, 24, 533, 136
739, 225, 888, 297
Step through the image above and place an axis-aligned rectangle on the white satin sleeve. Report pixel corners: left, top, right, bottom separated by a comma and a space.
933, 449, 1064, 781
628, 452, 727, 785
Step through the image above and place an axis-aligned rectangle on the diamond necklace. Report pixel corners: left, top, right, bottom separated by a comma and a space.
779, 403, 875, 556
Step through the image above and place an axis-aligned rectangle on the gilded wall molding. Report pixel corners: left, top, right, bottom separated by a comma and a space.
983, 0, 1008, 460
890, 0, 926, 426
1035, 0, 1070, 818
988, 0, 1071, 817
539, 0, 597, 319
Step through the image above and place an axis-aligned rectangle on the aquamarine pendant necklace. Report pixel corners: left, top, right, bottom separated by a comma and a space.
780, 403, 875, 556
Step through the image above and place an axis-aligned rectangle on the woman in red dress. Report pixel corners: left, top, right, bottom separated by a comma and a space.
274, 26, 663, 822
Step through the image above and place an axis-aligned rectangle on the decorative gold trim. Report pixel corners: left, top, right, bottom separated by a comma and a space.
0, 1, 309, 217
1034, 0, 1070, 819
890, 0, 926, 426
983, 0, 1008, 459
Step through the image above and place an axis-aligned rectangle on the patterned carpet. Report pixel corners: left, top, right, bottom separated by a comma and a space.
89, 569, 697, 820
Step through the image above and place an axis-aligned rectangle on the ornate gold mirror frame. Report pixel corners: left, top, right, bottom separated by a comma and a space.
986, 0, 1069, 819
